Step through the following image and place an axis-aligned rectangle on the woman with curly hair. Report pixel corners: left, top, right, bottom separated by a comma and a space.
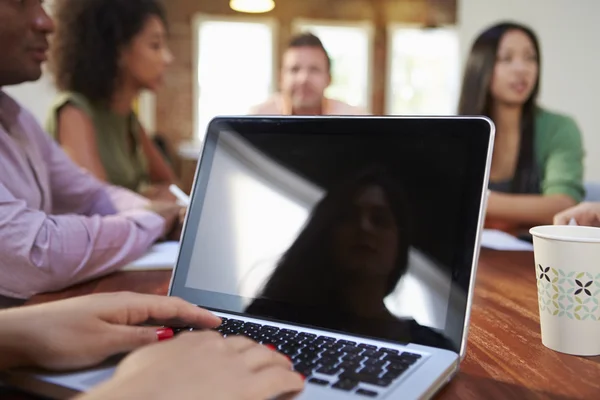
46, 0, 177, 201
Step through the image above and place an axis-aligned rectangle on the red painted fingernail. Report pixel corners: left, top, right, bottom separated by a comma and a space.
300, 374, 306, 381
265, 344, 276, 351
156, 328, 174, 341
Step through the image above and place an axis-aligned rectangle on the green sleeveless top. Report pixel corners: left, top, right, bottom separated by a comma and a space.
46, 92, 150, 192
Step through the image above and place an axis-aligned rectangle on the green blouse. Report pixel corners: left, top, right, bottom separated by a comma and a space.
46, 92, 149, 192
534, 108, 585, 202
488, 108, 585, 202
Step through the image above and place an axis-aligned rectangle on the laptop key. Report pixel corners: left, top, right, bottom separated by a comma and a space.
322, 350, 343, 358
360, 349, 378, 357
341, 345, 361, 354
363, 359, 387, 368
384, 354, 419, 365
358, 343, 377, 350
281, 348, 299, 357
381, 371, 404, 381
369, 351, 386, 359
308, 377, 329, 386
294, 364, 316, 377
340, 373, 392, 388
317, 356, 340, 366
338, 340, 356, 346
332, 379, 358, 391
386, 362, 409, 373
356, 388, 379, 397
339, 361, 361, 372
297, 332, 317, 340
357, 366, 383, 377
315, 365, 343, 376
318, 335, 336, 342
380, 348, 399, 355
342, 353, 360, 362
318, 342, 336, 350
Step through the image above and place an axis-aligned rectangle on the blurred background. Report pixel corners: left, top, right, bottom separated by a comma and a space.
6, 0, 600, 192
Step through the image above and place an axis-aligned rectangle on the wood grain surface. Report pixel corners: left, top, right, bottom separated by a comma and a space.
21, 249, 600, 399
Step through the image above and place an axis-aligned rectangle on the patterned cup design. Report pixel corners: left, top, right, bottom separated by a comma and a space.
536, 264, 600, 321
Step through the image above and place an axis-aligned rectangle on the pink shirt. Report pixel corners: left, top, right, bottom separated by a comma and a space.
249, 94, 367, 115
0, 91, 165, 299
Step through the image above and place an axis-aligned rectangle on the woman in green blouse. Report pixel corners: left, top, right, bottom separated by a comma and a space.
46, 0, 177, 201
459, 21, 585, 234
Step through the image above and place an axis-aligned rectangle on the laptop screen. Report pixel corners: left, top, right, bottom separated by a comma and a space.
170, 117, 492, 353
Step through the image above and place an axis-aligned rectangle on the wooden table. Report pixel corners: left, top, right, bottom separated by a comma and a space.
24, 249, 600, 399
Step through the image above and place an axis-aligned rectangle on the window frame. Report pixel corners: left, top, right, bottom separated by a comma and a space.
192, 14, 279, 140
385, 23, 460, 115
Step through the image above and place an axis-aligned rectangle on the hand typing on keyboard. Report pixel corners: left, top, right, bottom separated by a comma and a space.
80, 330, 305, 400
175, 318, 423, 398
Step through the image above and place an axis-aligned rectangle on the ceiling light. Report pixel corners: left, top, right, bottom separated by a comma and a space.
229, 0, 275, 13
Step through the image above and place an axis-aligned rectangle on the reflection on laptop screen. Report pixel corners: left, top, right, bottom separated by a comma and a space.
171, 117, 490, 353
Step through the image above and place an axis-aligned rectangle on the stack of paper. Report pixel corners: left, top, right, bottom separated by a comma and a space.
480, 229, 533, 251
122, 241, 180, 271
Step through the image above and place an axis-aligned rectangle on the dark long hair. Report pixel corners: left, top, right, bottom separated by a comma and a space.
250, 166, 411, 309
458, 22, 541, 192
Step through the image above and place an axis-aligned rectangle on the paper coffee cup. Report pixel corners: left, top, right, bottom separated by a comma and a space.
530, 225, 600, 356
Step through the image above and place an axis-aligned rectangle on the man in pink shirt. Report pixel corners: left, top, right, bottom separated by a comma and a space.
249, 33, 367, 116
0, 0, 181, 300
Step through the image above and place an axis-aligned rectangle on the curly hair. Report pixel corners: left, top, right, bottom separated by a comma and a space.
49, 0, 167, 103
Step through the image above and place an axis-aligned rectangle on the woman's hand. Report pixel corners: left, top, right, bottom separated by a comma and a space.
554, 202, 600, 226
0, 292, 220, 371
142, 183, 178, 203
80, 332, 305, 400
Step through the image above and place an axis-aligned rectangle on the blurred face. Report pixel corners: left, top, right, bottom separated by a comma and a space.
0, 0, 54, 86
280, 46, 331, 112
331, 185, 399, 277
490, 29, 539, 106
119, 15, 173, 92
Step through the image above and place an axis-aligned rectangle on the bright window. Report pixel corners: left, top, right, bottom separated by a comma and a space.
194, 16, 276, 139
387, 26, 460, 115
293, 20, 372, 112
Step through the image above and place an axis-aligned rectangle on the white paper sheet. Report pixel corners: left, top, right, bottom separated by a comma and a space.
122, 241, 180, 271
480, 229, 534, 251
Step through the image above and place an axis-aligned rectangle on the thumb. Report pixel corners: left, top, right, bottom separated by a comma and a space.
553, 213, 567, 225
109, 325, 173, 354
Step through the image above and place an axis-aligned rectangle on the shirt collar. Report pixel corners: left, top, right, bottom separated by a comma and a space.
0, 91, 21, 130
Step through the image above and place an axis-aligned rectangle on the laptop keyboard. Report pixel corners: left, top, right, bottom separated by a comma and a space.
174, 317, 423, 397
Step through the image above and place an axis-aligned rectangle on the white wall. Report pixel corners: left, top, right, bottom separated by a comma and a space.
458, 0, 600, 181
3, 68, 57, 127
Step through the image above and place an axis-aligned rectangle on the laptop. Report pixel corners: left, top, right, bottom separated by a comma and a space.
2, 116, 494, 399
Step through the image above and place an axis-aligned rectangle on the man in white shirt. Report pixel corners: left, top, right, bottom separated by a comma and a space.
249, 33, 367, 116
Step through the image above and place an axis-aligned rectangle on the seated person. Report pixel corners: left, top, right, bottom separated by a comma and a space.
249, 33, 367, 116
0, 0, 182, 299
46, 0, 178, 201
0, 292, 303, 399
458, 22, 584, 236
